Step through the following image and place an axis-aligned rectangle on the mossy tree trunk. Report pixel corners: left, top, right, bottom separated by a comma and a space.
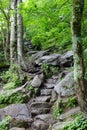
71, 0, 87, 116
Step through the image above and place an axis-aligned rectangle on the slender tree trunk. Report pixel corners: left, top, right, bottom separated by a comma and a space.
71, 0, 87, 116
17, 0, 24, 67
6, 21, 10, 61
10, 0, 17, 67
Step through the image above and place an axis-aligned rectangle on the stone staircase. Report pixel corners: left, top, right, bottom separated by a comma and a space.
27, 78, 56, 130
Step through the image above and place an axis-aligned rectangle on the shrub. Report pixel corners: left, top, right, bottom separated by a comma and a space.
62, 114, 87, 130
0, 116, 11, 130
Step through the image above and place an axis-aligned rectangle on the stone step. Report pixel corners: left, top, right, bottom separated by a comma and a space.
35, 96, 51, 102
35, 114, 56, 124
30, 102, 51, 108
44, 83, 54, 89
40, 89, 52, 96
31, 108, 50, 116
32, 119, 49, 130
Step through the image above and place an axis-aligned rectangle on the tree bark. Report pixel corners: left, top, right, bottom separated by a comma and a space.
17, 0, 24, 67
10, 0, 17, 67
71, 0, 87, 116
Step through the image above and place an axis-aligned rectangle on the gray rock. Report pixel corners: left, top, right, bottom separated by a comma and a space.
35, 114, 55, 124
30, 102, 51, 108
31, 108, 50, 116
44, 83, 54, 89
33, 119, 49, 130
49, 121, 72, 130
54, 72, 75, 96
59, 50, 73, 67
10, 128, 25, 130
59, 107, 80, 121
51, 90, 58, 102
32, 50, 49, 60
41, 89, 52, 96
35, 96, 51, 102
35, 54, 61, 66
31, 75, 42, 88
0, 104, 32, 128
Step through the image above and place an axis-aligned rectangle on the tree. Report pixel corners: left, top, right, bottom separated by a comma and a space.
0, 0, 11, 61
10, 0, 17, 67
17, 0, 24, 66
10, 0, 25, 68
71, 0, 87, 116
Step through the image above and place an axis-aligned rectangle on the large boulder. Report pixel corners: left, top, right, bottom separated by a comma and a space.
35, 54, 61, 66
54, 72, 75, 96
0, 104, 32, 128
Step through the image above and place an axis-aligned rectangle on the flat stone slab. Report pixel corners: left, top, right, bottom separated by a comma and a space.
31, 108, 50, 116
10, 128, 25, 130
44, 83, 54, 89
35, 54, 61, 66
35, 96, 51, 102
59, 107, 80, 121
35, 114, 56, 124
40, 89, 52, 96
30, 102, 51, 108
50, 121, 72, 130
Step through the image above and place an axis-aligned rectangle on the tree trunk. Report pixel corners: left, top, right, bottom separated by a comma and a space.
6, 21, 10, 61
10, 0, 17, 67
71, 0, 87, 116
17, 0, 24, 67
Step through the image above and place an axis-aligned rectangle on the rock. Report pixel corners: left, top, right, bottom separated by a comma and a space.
40, 89, 52, 96
54, 72, 75, 96
35, 96, 51, 102
32, 50, 49, 60
59, 107, 80, 121
31, 75, 42, 88
33, 119, 49, 130
44, 83, 54, 89
30, 102, 51, 108
10, 128, 25, 130
0, 104, 32, 128
35, 54, 61, 66
49, 121, 72, 130
51, 90, 57, 102
31, 108, 50, 116
35, 114, 55, 124
59, 50, 73, 67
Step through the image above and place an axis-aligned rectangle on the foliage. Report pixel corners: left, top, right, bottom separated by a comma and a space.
62, 114, 87, 130
66, 96, 77, 108
0, 92, 23, 104
0, 116, 11, 130
41, 64, 51, 77
22, 0, 72, 51
2, 65, 25, 89
53, 102, 63, 119
41, 64, 59, 77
